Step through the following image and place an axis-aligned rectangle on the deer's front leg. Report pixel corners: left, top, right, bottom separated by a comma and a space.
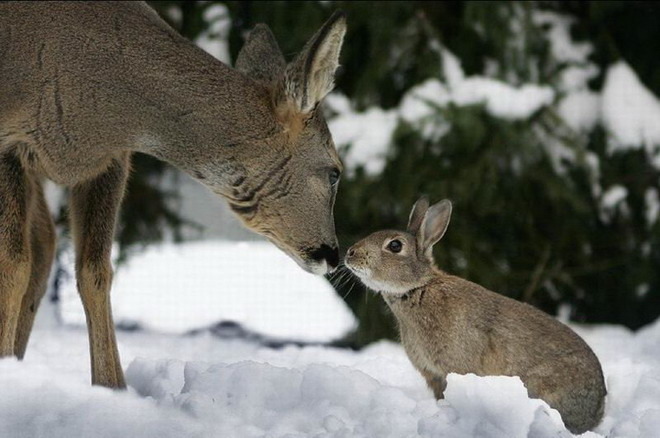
70, 154, 130, 388
14, 181, 56, 358
0, 152, 32, 356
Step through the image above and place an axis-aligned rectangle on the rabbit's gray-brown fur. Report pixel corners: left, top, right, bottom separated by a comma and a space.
345, 197, 606, 434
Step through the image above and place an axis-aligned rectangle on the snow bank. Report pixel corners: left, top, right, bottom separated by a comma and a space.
126, 362, 567, 438
419, 374, 567, 438
57, 241, 356, 342
4, 316, 660, 438
0, 358, 200, 438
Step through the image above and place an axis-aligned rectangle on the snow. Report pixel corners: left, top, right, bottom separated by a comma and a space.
57, 241, 356, 342
601, 185, 628, 210
450, 77, 555, 120
584, 151, 603, 198
600, 185, 628, 222
532, 12, 593, 64
401, 49, 555, 123
328, 13, 660, 184
2, 315, 660, 437
328, 47, 555, 175
537, 126, 578, 175
644, 188, 660, 226
559, 60, 660, 183
602, 62, 660, 155
163, 5, 183, 27
11, 8, 658, 436
438, 47, 555, 120
398, 79, 451, 141
195, 4, 231, 64
439, 48, 465, 87
558, 91, 601, 132
326, 95, 398, 176
399, 80, 451, 123
327, 13, 660, 181
327, 11, 660, 195
329, 108, 398, 176
558, 65, 599, 93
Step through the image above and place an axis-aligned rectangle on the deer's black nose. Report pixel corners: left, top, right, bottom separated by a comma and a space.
310, 244, 339, 269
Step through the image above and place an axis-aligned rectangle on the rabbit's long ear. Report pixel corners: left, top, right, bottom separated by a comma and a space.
418, 199, 452, 258
407, 196, 430, 235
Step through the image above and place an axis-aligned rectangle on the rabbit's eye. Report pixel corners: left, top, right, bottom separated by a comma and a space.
387, 239, 403, 253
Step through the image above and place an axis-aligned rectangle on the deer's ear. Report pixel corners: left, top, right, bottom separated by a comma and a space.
277, 11, 346, 115
235, 24, 286, 84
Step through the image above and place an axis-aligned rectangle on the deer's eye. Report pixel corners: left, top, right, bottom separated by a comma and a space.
329, 168, 341, 186
387, 239, 403, 253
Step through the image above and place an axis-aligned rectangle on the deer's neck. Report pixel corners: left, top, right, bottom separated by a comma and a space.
127, 44, 275, 169
100, 6, 280, 181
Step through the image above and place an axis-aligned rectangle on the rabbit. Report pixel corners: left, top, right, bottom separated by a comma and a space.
344, 197, 607, 434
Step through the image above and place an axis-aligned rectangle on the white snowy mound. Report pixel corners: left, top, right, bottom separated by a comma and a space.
2, 316, 660, 438
126, 362, 567, 438
58, 240, 357, 342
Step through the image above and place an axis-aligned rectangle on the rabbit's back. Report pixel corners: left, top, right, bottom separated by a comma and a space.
387, 273, 606, 433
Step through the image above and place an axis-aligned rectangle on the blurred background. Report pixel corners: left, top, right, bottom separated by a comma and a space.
42, 1, 660, 348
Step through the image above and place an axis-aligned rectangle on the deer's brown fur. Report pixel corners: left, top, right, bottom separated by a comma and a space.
0, 2, 346, 387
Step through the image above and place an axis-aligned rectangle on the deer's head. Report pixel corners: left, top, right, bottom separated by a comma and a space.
217, 12, 346, 275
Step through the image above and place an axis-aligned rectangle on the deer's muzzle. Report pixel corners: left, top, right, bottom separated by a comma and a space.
308, 244, 339, 270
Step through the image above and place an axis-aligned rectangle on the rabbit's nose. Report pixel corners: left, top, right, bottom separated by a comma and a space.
346, 247, 356, 257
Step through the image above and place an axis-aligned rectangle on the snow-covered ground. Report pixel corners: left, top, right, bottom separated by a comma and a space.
6, 6, 657, 438
8, 236, 660, 437
56, 241, 356, 342
2, 315, 659, 438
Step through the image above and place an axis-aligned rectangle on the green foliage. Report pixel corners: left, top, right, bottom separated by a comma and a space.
330, 1, 660, 344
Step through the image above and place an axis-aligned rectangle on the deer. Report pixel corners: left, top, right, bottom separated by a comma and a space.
0, 2, 346, 388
